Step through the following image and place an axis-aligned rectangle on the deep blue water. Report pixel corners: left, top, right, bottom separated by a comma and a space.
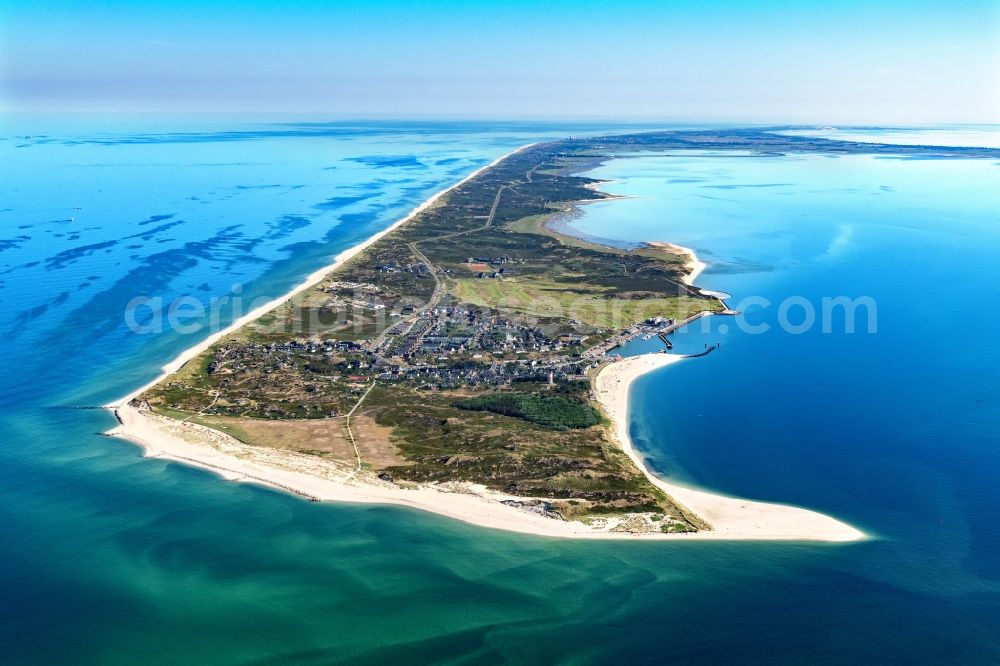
578, 150, 1000, 659
2, 120, 999, 664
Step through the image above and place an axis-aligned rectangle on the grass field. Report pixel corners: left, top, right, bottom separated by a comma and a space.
504, 211, 623, 254
153, 406, 359, 461
138, 138, 722, 528
450, 277, 716, 328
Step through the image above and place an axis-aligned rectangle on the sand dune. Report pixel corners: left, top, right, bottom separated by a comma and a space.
107, 146, 864, 542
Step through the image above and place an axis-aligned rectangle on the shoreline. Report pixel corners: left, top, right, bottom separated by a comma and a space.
106, 142, 540, 409
593, 355, 865, 541
646, 241, 706, 286
649, 241, 735, 303
107, 146, 864, 542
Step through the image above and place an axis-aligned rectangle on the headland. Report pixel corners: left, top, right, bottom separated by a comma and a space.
104, 128, 992, 541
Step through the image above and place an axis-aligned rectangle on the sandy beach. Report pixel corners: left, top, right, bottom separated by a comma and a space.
593, 354, 865, 541
107, 149, 864, 542
647, 241, 707, 285
107, 354, 864, 541
107, 143, 540, 409
110, 401, 667, 540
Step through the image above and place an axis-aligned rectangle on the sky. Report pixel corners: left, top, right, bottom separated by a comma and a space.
1, 0, 998, 123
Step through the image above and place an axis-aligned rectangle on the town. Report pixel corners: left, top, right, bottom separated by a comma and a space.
139, 133, 737, 527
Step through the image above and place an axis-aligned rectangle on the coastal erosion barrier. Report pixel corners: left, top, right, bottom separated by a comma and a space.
592, 306, 737, 359
678, 345, 718, 359
153, 452, 322, 502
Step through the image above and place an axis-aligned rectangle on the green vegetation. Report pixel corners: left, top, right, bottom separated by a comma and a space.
455, 392, 601, 430
363, 384, 700, 525
450, 277, 716, 329
140, 131, 752, 529
136, 129, 1000, 530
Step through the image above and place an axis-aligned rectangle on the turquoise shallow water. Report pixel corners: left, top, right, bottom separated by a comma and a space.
2, 122, 1000, 664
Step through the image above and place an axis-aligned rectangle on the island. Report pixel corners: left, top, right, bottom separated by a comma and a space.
109, 129, 999, 540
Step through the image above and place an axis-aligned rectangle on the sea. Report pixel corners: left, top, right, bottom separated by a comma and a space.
1, 119, 998, 664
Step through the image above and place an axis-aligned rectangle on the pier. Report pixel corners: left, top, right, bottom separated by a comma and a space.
679, 344, 718, 359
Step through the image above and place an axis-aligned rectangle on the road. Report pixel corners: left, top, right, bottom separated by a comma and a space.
368, 184, 509, 352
